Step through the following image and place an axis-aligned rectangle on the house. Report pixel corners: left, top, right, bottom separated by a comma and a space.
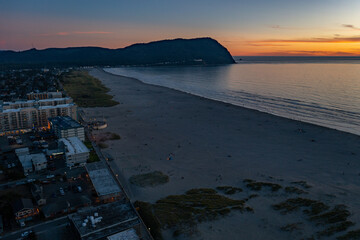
31, 153, 47, 171
12, 198, 39, 225
15, 147, 29, 157
18, 153, 48, 174
18, 155, 33, 175
31, 184, 46, 206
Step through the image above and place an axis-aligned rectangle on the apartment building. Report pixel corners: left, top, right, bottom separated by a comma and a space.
0, 96, 77, 134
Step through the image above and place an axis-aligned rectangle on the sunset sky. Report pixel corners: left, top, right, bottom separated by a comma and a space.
1, 0, 360, 56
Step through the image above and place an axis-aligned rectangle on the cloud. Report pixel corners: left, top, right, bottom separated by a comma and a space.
40, 31, 112, 36
266, 25, 299, 30
342, 24, 360, 30
258, 50, 359, 56
246, 43, 289, 47
251, 36, 360, 44
269, 25, 281, 29
73, 31, 113, 34
56, 32, 70, 36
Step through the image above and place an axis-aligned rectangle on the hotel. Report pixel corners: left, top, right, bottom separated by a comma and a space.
0, 96, 77, 134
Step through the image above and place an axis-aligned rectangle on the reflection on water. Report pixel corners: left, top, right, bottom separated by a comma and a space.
106, 63, 360, 135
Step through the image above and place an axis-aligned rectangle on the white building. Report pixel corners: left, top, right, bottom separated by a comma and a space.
59, 137, 89, 168
49, 116, 85, 141
17, 152, 48, 174
18, 155, 33, 175
15, 147, 30, 157
31, 153, 47, 171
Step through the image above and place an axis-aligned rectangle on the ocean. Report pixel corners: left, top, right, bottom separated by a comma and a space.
105, 57, 360, 136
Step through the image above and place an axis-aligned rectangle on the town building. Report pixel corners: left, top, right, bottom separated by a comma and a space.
11, 198, 39, 226
42, 196, 92, 219
49, 116, 85, 141
59, 137, 89, 168
18, 155, 33, 175
15, 147, 30, 157
85, 162, 122, 203
31, 184, 46, 206
31, 153, 48, 171
68, 200, 142, 240
107, 228, 140, 240
0, 96, 77, 134
17, 151, 48, 174
27, 91, 63, 100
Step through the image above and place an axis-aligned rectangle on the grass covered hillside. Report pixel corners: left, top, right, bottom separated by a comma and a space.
61, 70, 118, 107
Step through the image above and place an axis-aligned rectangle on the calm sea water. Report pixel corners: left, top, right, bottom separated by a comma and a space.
105, 57, 360, 135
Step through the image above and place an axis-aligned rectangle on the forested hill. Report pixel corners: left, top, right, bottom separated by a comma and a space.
0, 38, 235, 67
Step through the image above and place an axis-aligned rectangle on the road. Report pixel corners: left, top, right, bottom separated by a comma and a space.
1, 216, 68, 240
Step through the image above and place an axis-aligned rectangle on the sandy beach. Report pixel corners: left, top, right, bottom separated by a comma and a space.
84, 68, 360, 240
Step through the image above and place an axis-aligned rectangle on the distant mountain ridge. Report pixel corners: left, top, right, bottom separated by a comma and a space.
0, 38, 235, 67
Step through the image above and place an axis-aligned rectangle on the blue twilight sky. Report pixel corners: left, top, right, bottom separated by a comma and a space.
1, 0, 360, 55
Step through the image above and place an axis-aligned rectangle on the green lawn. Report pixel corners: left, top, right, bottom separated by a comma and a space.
61, 70, 118, 107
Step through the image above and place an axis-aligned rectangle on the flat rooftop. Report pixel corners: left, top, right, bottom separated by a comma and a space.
69, 200, 140, 240
2, 103, 75, 113
107, 228, 140, 240
85, 162, 121, 197
49, 116, 81, 130
31, 153, 47, 164
59, 137, 89, 155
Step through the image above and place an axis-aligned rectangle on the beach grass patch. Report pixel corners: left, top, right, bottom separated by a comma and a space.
310, 204, 350, 224
136, 188, 253, 237
246, 180, 282, 192
129, 171, 169, 187
291, 180, 312, 189
153, 188, 247, 229
88, 151, 100, 163
280, 222, 303, 232
274, 198, 354, 237
216, 186, 243, 195
273, 197, 329, 215
109, 133, 121, 140
61, 70, 118, 107
317, 221, 354, 237
98, 142, 109, 149
337, 229, 360, 240
134, 201, 163, 240
285, 186, 308, 194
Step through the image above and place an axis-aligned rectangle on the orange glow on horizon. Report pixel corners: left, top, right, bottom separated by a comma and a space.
224, 39, 360, 56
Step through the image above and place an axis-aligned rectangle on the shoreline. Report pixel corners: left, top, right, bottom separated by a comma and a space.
84, 68, 360, 239
101, 67, 359, 138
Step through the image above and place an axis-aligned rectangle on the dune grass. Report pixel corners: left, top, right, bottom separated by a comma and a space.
216, 186, 243, 195
244, 179, 282, 192
61, 70, 118, 107
129, 171, 169, 187
274, 198, 354, 237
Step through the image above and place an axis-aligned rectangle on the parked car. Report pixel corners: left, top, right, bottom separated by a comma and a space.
21, 230, 32, 236
77, 186, 83, 192
59, 187, 65, 196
